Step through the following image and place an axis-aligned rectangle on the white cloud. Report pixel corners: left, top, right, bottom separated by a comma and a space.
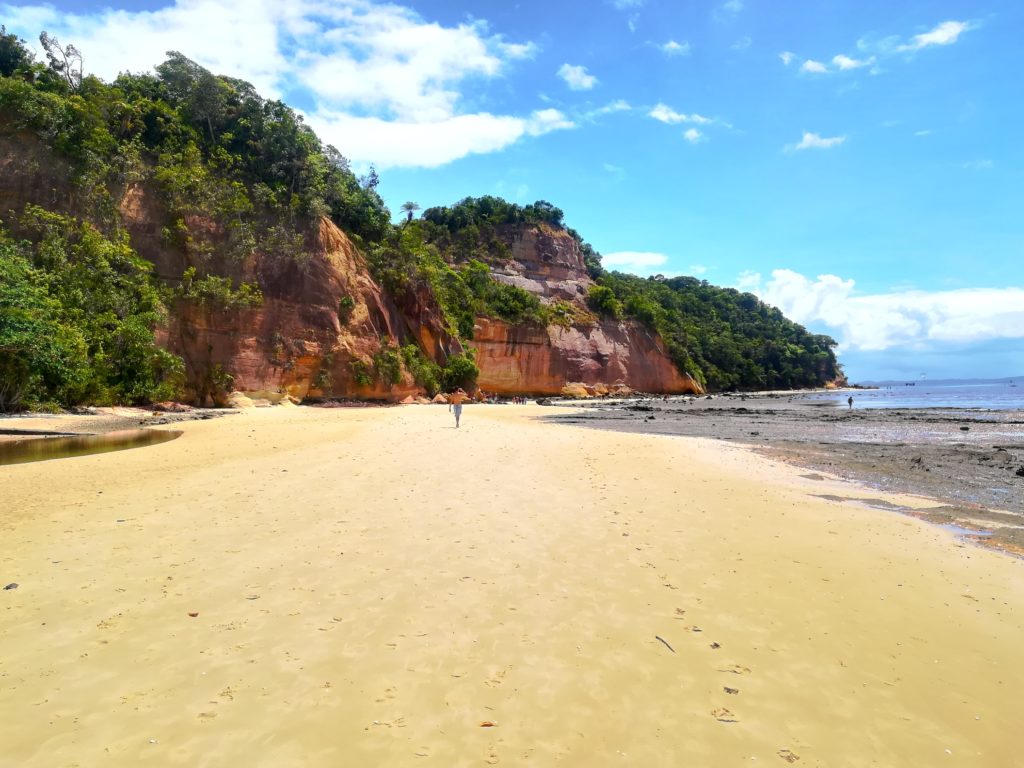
602, 251, 669, 275
914, 129, 932, 137
721, 0, 743, 16
659, 39, 691, 56
788, 131, 846, 151
790, 19, 972, 81
731, 35, 752, 50
558, 63, 598, 90
595, 99, 632, 114
832, 53, 873, 70
603, 163, 625, 181
689, 264, 708, 275
526, 108, 575, 135
609, 0, 644, 8
305, 111, 520, 169
738, 269, 1024, 351
800, 59, 828, 73
899, 20, 972, 51
649, 103, 712, 125
582, 100, 632, 123
0, 0, 559, 170
962, 159, 993, 170
683, 128, 702, 143
3, 0, 290, 97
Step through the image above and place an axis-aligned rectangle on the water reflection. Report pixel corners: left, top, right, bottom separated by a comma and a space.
0, 429, 182, 466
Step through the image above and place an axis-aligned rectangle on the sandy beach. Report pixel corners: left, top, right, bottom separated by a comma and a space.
1, 404, 1022, 766
545, 393, 1024, 555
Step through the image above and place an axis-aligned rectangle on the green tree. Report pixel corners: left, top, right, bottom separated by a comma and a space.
39, 31, 82, 92
0, 241, 90, 410
586, 284, 623, 319
0, 25, 34, 77
441, 352, 479, 392
401, 201, 421, 222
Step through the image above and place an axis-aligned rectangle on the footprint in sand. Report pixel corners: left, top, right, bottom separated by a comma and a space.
719, 664, 751, 675
711, 707, 737, 722
777, 748, 801, 763
484, 668, 509, 687
375, 686, 397, 703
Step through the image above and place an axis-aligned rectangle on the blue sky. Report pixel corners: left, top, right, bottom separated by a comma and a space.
3, 0, 1022, 381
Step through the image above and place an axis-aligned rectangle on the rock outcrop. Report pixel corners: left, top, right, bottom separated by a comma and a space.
489, 224, 591, 302
157, 215, 430, 404
473, 317, 700, 396
469, 224, 703, 396
0, 127, 700, 402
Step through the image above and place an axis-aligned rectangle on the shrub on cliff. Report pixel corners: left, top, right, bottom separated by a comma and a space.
586, 285, 623, 320
401, 345, 441, 396
0, 241, 89, 410
0, 215, 184, 410
440, 353, 480, 392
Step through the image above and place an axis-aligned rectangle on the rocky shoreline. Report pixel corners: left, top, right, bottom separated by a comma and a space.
542, 391, 1024, 556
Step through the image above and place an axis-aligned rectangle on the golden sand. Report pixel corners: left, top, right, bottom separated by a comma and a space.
1, 405, 1021, 766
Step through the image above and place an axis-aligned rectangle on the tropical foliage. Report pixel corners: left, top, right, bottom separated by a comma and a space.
0, 28, 837, 408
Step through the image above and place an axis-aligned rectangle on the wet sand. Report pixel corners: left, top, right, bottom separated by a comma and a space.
544, 393, 1024, 556
0, 405, 230, 443
1, 404, 1022, 766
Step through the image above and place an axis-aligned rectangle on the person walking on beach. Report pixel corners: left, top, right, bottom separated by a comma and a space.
847, 395, 854, 410
449, 387, 468, 428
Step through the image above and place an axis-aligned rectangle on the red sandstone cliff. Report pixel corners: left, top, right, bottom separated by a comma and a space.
474, 317, 699, 396
467, 223, 703, 396
1, 128, 700, 401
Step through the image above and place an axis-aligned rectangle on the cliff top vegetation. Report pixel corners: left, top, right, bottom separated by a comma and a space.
0, 27, 839, 408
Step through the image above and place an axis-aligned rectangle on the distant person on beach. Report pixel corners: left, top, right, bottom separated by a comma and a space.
848, 395, 854, 409
449, 387, 468, 428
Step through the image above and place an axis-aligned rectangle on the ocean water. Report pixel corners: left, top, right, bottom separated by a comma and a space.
807, 380, 1024, 410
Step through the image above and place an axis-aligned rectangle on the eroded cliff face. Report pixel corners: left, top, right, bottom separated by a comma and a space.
489, 223, 592, 302
474, 317, 701, 396
469, 224, 703, 396
155, 215, 430, 404
1, 128, 699, 401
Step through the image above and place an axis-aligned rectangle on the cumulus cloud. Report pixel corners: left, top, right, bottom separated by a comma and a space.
602, 251, 668, 275
594, 99, 632, 114
658, 39, 691, 56
899, 20, 972, 51
0, 0, 559, 169
790, 19, 972, 79
558, 63, 598, 90
305, 109, 572, 169
800, 59, 828, 74
786, 132, 846, 151
832, 53, 873, 70
797, 54, 875, 74
738, 269, 1024, 351
649, 103, 712, 125
683, 128, 702, 143
581, 100, 632, 123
